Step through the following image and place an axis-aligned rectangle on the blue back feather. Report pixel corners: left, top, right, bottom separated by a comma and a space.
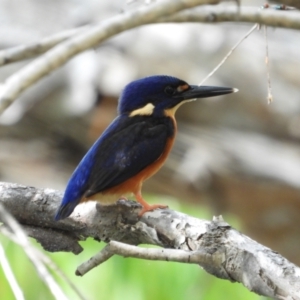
54, 118, 122, 220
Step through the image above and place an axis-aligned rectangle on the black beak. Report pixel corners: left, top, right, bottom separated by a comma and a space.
178, 85, 238, 100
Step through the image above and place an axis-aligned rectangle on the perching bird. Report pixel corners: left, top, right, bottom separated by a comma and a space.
55, 75, 236, 220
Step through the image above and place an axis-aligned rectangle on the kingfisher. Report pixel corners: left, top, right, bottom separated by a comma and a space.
55, 75, 236, 220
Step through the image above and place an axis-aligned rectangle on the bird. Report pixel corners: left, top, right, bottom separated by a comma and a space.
55, 75, 237, 221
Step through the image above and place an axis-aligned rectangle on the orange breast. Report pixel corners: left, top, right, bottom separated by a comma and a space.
104, 116, 177, 196
83, 115, 177, 204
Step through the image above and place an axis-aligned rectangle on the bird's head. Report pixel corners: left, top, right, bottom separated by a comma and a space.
118, 75, 237, 117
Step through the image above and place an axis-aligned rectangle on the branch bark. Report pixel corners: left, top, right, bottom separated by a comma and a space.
0, 182, 300, 299
0, 26, 89, 67
166, 6, 300, 28
0, 6, 299, 68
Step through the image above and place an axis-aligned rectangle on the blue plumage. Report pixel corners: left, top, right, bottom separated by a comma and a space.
55, 75, 235, 220
55, 114, 174, 220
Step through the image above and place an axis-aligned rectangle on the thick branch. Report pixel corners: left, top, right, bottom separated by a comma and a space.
0, 182, 300, 299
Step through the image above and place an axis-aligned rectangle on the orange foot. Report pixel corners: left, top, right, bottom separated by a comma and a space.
135, 192, 168, 216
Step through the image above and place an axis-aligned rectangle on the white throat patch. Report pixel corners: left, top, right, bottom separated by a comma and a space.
129, 103, 155, 117
164, 99, 192, 117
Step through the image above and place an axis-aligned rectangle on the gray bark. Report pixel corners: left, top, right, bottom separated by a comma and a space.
0, 181, 300, 299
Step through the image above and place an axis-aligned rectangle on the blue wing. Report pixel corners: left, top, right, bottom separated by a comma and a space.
55, 115, 174, 220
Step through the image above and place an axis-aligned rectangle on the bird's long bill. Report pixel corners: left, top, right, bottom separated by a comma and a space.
181, 85, 237, 100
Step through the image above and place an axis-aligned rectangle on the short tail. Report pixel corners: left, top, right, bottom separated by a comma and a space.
54, 199, 80, 221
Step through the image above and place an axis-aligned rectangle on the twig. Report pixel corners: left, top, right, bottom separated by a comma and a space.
264, 25, 273, 104
76, 241, 212, 276
0, 242, 24, 300
0, 0, 215, 114
76, 245, 114, 276
198, 23, 258, 86
0, 203, 69, 300
167, 6, 300, 28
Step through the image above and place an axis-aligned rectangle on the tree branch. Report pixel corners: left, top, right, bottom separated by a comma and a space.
1, 2, 300, 115
0, 182, 300, 299
166, 6, 300, 28
0, 6, 299, 69
0, 0, 216, 114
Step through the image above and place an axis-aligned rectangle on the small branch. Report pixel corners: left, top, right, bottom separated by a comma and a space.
76, 229, 300, 299
198, 23, 258, 86
264, 25, 273, 104
167, 6, 300, 29
76, 245, 114, 276
0, 26, 89, 67
76, 241, 213, 276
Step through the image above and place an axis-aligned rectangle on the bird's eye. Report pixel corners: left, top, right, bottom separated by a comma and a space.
164, 86, 175, 96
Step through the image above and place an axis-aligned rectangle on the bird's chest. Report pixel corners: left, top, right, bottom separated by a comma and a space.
138, 116, 176, 179
88, 116, 177, 197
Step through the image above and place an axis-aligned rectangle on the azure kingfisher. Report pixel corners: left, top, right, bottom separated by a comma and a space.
55, 75, 237, 221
